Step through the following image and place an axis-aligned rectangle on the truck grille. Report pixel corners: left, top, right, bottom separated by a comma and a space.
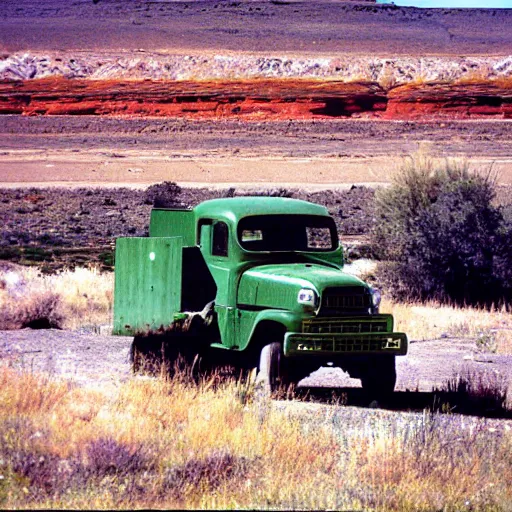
303, 318, 389, 334
289, 334, 404, 353
319, 286, 371, 315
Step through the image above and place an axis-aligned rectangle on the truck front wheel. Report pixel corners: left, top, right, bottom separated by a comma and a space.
256, 342, 290, 395
359, 356, 397, 399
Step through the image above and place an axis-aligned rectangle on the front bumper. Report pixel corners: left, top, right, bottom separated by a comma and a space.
284, 331, 408, 357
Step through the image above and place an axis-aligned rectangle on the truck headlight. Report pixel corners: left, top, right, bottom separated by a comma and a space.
298, 288, 318, 308
370, 287, 382, 308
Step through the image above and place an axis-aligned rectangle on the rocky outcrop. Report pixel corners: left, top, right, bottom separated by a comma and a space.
386, 82, 512, 119
1, 52, 511, 120
1, 77, 510, 120
2, 52, 512, 84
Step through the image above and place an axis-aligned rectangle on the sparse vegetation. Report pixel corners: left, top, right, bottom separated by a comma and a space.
434, 368, 509, 417
0, 185, 378, 272
381, 298, 512, 345
2, 263, 511, 345
372, 152, 512, 306
0, 365, 511, 510
0, 265, 113, 331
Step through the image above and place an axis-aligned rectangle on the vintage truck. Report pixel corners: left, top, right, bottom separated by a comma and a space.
113, 196, 407, 395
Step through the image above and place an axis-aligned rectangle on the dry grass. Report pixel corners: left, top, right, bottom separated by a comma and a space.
381, 298, 512, 345
0, 366, 511, 510
0, 265, 113, 331
495, 329, 512, 355
50, 266, 113, 330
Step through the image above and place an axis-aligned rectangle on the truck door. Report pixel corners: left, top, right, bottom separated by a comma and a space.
113, 237, 183, 336
199, 220, 236, 347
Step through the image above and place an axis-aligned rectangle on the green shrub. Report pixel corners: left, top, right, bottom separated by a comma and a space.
372, 153, 511, 305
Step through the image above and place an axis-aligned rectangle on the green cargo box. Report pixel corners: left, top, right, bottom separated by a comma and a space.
113, 237, 183, 336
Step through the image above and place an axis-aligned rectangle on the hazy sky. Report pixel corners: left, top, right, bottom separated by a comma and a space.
377, 0, 512, 6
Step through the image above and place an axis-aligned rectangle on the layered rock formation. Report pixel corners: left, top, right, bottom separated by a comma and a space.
1, 52, 511, 120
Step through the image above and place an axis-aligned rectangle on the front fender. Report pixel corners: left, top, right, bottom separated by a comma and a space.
240, 309, 303, 351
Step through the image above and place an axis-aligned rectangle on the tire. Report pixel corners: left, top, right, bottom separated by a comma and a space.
360, 355, 397, 398
130, 335, 165, 375
255, 342, 290, 395
130, 334, 210, 379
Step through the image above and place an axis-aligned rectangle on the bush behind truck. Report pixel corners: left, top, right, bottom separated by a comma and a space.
113, 197, 407, 396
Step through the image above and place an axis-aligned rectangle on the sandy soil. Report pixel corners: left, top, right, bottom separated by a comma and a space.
2, 155, 512, 188
1, 117, 512, 187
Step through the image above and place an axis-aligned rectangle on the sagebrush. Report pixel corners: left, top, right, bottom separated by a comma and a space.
0, 265, 112, 330
372, 153, 512, 305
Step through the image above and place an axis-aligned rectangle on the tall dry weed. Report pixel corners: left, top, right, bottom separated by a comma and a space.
0, 366, 69, 416
1, 365, 511, 510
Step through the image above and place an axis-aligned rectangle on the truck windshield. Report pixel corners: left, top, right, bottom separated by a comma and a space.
238, 215, 338, 252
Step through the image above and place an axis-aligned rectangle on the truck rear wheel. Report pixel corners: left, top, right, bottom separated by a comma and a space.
256, 342, 290, 395
130, 335, 165, 375
287, 361, 316, 387
360, 356, 397, 398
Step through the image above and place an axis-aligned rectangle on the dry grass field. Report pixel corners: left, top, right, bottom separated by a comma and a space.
383, 299, 512, 350
0, 362, 511, 510
1, 240, 511, 511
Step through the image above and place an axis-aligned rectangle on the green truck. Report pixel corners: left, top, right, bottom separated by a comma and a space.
113, 196, 407, 395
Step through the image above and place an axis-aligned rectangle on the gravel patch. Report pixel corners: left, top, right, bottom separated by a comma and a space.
0, 329, 132, 393
2, 329, 511, 409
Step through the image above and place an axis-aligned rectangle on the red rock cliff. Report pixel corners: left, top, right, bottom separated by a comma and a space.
0, 78, 511, 120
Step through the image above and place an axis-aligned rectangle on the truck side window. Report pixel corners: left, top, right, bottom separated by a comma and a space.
212, 221, 229, 257
198, 219, 213, 245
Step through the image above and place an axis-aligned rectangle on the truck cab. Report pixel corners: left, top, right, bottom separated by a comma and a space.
114, 197, 407, 395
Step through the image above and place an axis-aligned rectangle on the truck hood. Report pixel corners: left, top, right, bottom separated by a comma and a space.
237, 263, 367, 311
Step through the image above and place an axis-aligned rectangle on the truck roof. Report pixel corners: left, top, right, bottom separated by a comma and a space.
193, 197, 329, 221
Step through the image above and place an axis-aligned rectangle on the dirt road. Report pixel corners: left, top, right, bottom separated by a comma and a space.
2, 329, 511, 413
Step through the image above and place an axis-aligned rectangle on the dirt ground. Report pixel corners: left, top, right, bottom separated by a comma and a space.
0, 183, 378, 270
2, 0, 512, 56
1, 329, 511, 416
1, 117, 512, 188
